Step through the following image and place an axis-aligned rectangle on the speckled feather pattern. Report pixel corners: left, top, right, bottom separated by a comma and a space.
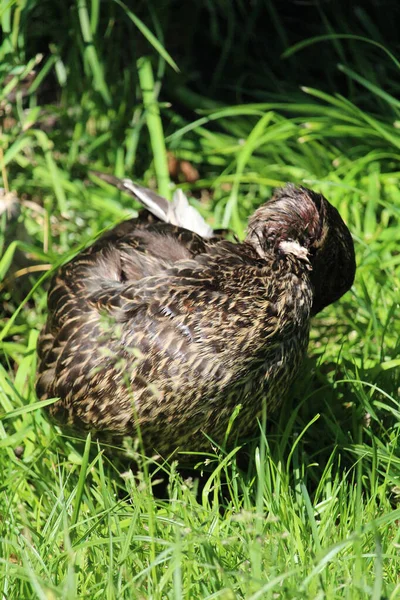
37, 183, 355, 456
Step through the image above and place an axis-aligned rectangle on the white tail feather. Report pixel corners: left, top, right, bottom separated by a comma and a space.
92, 171, 214, 238
121, 179, 169, 223
171, 189, 214, 238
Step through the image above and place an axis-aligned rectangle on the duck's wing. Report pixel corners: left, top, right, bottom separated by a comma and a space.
91, 171, 215, 239
42, 218, 212, 337
80, 215, 212, 284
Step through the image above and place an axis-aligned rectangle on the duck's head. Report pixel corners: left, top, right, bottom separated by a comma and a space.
246, 184, 356, 315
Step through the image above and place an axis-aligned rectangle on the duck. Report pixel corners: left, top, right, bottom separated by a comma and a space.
36, 176, 356, 457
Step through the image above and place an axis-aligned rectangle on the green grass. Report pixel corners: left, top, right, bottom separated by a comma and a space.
1, 1, 400, 598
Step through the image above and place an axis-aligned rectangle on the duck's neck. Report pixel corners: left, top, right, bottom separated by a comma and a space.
257, 250, 314, 334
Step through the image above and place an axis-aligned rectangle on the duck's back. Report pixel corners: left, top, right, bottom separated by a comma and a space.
37, 215, 208, 396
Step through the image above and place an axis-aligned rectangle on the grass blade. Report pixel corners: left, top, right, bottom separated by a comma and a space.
70, 433, 92, 530
114, 0, 179, 73
137, 56, 170, 199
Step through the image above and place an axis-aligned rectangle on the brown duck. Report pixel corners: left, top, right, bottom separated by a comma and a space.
37, 177, 355, 456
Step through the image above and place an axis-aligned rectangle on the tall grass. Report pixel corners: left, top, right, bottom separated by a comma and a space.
1, 1, 400, 597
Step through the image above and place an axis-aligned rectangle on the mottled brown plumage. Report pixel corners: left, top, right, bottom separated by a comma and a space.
36, 180, 355, 456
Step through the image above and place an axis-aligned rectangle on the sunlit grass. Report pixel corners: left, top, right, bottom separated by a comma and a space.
1, 1, 400, 598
